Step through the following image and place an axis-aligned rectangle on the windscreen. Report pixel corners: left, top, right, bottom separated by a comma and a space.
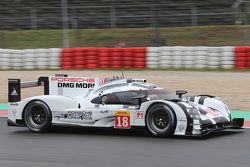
147, 88, 179, 101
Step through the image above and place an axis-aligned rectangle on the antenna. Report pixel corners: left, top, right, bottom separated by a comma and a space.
119, 46, 126, 78
121, 69, 124, 78
121, 52, 125, 78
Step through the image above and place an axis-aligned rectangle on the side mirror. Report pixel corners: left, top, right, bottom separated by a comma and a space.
101, 95, 107, 105
132, 94, 146, 107
176, 90, 187, 98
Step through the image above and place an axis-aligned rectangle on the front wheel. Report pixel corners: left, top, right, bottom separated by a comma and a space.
146, 103, 176, 137
23, 101, 52, 132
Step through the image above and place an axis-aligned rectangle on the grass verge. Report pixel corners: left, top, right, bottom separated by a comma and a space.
0, 25, 248, 49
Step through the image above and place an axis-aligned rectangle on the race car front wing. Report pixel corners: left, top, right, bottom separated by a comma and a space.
198, 118, 244, 136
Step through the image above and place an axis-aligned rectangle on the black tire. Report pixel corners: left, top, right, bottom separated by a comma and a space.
23, 101, 52, 132
146, 103, 176, 137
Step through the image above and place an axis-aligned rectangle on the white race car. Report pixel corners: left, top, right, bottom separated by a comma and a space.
8, 74, 244, 137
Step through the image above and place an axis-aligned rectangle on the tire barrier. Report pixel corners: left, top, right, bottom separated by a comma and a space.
0, 49, 11, 70
61, 48, 74, 69
0, 46, 248, 70
0, 48, 61, 70
23, 49, 35, 70
61, 47, 146, 69
235, 46, 250, 69
147, 47, 160, 69
48, 48, 61, 69
148, 46, 236, 69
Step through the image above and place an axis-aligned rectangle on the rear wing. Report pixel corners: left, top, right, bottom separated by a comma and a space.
8, 77, 49, 102
8, 74, 100, 103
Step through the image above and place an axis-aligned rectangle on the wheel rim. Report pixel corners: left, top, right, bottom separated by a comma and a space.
27, 105, 47, 127
153, 110, 169, 129
149, 108, 171, 132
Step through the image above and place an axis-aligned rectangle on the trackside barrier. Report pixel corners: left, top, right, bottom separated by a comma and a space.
60, 47, 146, 69
147, 47, 160, 68
0, 49, 10, 70
0, 46, 249, 70
61, 48, 74, 69
0, 48, 61, 70
235, 46, 250, 69
147, 46, 235, 69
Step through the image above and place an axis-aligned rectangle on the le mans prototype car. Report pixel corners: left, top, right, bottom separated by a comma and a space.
8, 74, 244, 137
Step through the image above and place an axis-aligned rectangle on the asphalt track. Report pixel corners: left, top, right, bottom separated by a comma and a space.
1, 118, 250, 167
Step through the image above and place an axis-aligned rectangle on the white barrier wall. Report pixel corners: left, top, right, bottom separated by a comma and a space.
0, 48, 61, 70
147, 46, 235, 69
147, 47, 160, 69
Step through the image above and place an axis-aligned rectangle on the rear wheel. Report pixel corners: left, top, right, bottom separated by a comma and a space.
146, 103, 176, 137
24, 101, 52, 132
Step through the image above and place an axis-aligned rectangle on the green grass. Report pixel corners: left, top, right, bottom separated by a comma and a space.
0, 25, 249, 49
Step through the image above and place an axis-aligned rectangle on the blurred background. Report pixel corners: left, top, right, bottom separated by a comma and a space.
1, 0, 250, 49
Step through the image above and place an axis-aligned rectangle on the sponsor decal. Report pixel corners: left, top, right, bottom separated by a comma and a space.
123, 105, 129, 109
205, 108, 220, 116
10, 103, 18, 106
132, 79, 146, 83
178, 118, 187, 122
115, 110, 130, 116
100, 110, 109, 114
178, 124, 185, 132
12, 109, 17, 117
57, 83, 95, 88
54, 115, 61, 119
11, 88, 18, 96
51, 77, 95, 83
99, 78, 108, 86
114, 110, 130, 129
55, 111, 93, 120
67, 111, 92, 120
136, 111, 144, 119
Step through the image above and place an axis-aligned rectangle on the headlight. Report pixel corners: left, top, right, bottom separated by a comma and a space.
181, 97, 188, 103
187, 107, 200, 119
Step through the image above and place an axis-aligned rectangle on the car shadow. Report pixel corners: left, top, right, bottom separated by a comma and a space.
172, 130, 244, 140
9, 125, 245, 140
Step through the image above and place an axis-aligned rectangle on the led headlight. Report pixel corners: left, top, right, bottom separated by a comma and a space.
181, 97, 188, 103
187, 107, 200, 119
